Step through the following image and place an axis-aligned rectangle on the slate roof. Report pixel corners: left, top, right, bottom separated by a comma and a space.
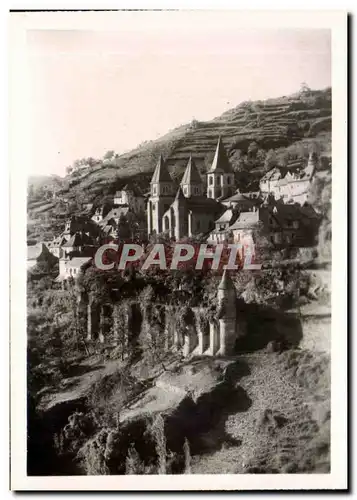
181, 155, 202, 185
185, 196, 223, 212
222, 192, 260, 205
229, 210, 261, 230
218, 269, 236, 291
47, 236, 67, 248
215, 208, 234, 224
261, 167, 282, 182
150, 155, 172, 183
62, 232, 93, 248
208, 137, 233, 174
174, 186, 186, 203
104, 207, 130, 220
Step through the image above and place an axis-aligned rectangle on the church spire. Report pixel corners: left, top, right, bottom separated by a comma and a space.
150, 154, 172, 184
218, 269, 236, 291
209, 136, 233, 174
180, 154, 203, 197
206, 137, 235, 200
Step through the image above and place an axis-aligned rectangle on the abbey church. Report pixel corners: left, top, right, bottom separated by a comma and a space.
147, 137, 236, 240
147, 136, 319, 248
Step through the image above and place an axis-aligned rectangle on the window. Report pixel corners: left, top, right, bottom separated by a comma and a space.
227, 176, 231, 185
208, 190, 212, 198
153, 186, 157, 195
184, 187, 188, 195
216, 176, 221, 185
194, 186, 199, 194
152, 204, 156, 211
209, 176, 213, 186
73, 268, 77, 275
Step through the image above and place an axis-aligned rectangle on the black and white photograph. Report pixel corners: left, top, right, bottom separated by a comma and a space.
9, 9, 347, 491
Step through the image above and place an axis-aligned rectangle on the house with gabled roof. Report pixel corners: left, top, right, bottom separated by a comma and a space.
227, 201, 319, 249
259, 153, 317, 205
207, 208, 238, 243
114, 184, 145, 214
55, 256, 92, 284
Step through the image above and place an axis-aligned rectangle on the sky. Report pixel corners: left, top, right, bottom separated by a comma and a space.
25, 12, 331, 177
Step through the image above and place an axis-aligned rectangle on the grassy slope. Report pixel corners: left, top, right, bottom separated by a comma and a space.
69, 88, 331, 195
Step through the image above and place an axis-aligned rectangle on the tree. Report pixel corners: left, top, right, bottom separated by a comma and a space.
300, 82, 311, 94
264, 149, 277, 171
247, 141, 259, 158
103, 150, 115, 160
117, 213, 132, 241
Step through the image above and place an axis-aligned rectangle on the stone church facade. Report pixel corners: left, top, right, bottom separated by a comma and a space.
147, 137, 233, 240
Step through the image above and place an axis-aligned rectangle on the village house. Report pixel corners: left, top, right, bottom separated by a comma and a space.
55, 256, 92, 284
48, 215, 99, 259
47, 235, 68, 259
221, 191, 262, 211
113, 184, 146, 214
227, 201, 319, 250
61, 232, 96, 258
92, 206, 106, 224
259, 152, 317, 205
207, 208, 237, 243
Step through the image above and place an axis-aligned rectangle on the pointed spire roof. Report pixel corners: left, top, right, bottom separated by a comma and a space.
305, 151, 317, 178
209, 136, 233, 174
150, 154, 172, 184
218, 269, 236, 291
181, 155, 202, 185
174, 186, 187, 203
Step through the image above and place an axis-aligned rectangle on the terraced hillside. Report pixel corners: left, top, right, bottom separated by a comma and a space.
27, 87, 331, 239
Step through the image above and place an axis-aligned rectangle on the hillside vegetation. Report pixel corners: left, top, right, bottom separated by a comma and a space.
27, 87, 331, 241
